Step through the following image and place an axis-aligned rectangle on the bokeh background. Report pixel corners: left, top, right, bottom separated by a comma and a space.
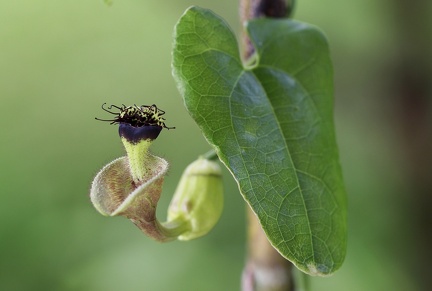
1, 0, 431, 290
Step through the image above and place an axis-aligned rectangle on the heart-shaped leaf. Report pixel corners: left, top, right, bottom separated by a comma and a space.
172, 6, 347, 276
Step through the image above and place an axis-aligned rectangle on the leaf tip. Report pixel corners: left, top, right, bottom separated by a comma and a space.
306, 263, 333, 277
180, 5, 208, 17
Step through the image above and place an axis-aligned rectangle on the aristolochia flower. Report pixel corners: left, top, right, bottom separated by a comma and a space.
90, 103, 223, 242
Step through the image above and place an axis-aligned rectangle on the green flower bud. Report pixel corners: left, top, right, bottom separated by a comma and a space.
167, 158, 224, 241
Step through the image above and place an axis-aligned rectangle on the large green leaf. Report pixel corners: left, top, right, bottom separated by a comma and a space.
172, 6, 346, 276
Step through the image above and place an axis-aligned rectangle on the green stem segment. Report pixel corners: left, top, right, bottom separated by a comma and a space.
131, 216, 192, 243
201, 149, 219, 161
160, 217, 193, 238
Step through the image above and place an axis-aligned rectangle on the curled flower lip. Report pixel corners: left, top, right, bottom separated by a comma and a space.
90, 154, 186, 242
90, 155, 168, 217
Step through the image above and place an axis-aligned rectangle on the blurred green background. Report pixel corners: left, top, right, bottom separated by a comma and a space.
1, 0, 431, 290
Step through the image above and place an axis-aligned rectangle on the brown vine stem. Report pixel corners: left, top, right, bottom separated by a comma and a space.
242, 208, 295, 291
240, 0, 294, 59
239, 1, 296, 291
